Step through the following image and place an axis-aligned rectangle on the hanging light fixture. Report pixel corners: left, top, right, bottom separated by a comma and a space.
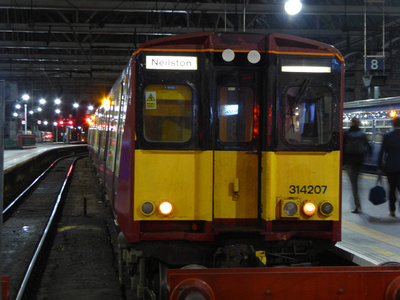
285, 0, 302, 15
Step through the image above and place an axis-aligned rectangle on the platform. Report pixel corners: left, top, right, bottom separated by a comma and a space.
2, 142, 88, 205
3, 143, 85, 171
340, 171, 400, 266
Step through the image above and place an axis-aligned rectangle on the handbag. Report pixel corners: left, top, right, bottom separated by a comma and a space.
368, 175, 387, 205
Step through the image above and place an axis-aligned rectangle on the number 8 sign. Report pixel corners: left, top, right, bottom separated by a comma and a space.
366, 58, 383, 71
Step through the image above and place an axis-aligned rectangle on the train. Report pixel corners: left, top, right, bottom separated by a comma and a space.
88, 32, 400, 299
344, 97, 400, 172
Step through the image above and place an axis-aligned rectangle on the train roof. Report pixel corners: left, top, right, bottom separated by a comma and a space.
133, 31, 343, 61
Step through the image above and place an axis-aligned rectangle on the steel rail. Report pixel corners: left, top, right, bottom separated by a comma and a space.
2, 153, 87, 217
14, 155, 84, 300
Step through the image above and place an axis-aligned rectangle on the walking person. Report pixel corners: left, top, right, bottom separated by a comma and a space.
377, 116, 400, 217
343, 117, 371, 213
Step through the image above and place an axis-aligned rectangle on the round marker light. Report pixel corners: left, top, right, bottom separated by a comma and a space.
159, 201, 173, 215
320, 202, 334, 216
247, 50, 261, 64
141, 201, 155, 216
222, 49, 235, 62
303, 202, 316, 216
283, 201, 298, 217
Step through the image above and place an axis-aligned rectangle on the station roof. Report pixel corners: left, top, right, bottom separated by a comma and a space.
1, 0, 399, 106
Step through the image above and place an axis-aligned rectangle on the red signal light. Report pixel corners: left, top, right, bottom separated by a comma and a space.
59, 120, 64, 126
68, 120, 73, 125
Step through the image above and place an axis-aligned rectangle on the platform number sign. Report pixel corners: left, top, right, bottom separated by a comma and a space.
366, 58, 384, 71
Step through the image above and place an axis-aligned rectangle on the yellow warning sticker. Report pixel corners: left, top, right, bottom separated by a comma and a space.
145, 92, 156, 109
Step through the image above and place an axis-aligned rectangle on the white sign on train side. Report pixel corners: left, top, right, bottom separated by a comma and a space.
146, 56, 197, 70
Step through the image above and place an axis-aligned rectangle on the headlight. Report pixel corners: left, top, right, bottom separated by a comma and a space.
140, 201, 155, 216
284, 202, 298, 216
302, 201, 316, 216
280, 198, 300, 218
159, 201, 173, 216
320, 201, 333, 216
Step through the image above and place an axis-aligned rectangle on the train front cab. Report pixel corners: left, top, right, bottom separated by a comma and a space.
110, 32, 395, 300
124, 33, 343, 247
162, 35, 400, 298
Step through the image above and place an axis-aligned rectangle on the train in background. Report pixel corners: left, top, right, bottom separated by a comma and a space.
88, 32, 400, 299
343, 97, 400, 172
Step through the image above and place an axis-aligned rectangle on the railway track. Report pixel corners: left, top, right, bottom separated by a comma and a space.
36, 157, 124, 299
2, 154, 125, 299
2, 155, 84, 299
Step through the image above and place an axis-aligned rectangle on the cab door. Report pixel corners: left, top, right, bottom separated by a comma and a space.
213, 70, 260, 225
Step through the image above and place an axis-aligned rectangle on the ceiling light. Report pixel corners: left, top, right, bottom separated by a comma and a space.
285, 0, 302, 15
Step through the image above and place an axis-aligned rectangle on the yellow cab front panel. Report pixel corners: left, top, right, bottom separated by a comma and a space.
262, 151, 341, 222
133, 150, 213, 222
213, 150, 258, 220
132, 79, 215, 241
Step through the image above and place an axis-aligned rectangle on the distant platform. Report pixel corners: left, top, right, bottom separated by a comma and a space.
3, 143, 87, 171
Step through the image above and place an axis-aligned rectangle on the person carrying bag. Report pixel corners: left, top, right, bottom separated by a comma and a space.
377, 116, 400, 217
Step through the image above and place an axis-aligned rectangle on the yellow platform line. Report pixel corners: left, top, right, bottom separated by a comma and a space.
342, 219, 400, 248
360, 173, 387, 181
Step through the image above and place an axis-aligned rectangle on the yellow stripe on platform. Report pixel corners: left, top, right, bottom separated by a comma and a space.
342, 219, 400, 248
359, 173, 387, 181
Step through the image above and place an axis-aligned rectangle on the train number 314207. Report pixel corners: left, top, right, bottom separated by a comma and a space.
289, 185, 327, 194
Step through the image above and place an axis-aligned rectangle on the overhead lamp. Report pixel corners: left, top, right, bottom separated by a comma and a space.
22, 94, 30, 101
102, 98, 111, 108
285, 0, 302, 15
